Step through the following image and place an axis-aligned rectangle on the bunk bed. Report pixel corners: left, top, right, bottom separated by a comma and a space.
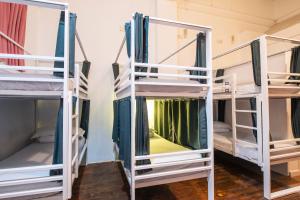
212, 35, 300, 199
112, 13, 214, 200
0, 1, 90, 199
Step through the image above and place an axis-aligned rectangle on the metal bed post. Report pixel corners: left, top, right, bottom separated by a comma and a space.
67, 91, 73, 199
130, 18, 136, 200
63, 6, 70, 200
205, 29, 214, 200
259, 35, 271, 199
231, 74, 237, 156
75, 64, 80, 178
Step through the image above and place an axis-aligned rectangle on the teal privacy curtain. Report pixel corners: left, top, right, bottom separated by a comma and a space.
124, 12, 157, 78
215, 69, 226, 122
290, 47, 300, 139
191, 33, 206, 84
112, 97, 150, 170
51, 97, 77, 175
52, 99, 63, 175
54, 11, 77, 78
154, 99, 207, 149
249, 40, 261, 139
250, 40, 261, 86
80, 100, 90, 139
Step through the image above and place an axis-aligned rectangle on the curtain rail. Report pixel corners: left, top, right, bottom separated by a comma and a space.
75, 30, 88, 60
115, 35, 126, 63
159, 37, 197, 64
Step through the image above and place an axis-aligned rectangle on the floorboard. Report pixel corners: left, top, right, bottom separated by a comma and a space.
71, 152, 300, 200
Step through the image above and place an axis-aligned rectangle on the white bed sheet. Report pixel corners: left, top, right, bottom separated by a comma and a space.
0, 142, 54, 181
118, 77, 206, 97
214, 82, 300, 95
214, 131, 258, 162
0, 70, 73, 91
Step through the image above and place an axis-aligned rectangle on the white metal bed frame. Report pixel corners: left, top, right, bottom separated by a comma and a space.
114, 15, 214, 200
0, 0, 89, 199
213, 34, 300, 199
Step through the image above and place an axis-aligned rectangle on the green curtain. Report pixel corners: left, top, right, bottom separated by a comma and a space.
124, 13, 156, 78
154, 99, 207, 149
82, 60, 91, 78
215, 69, 226, 122
290, 47, 300, 139
80, 100, 90, 139
51, 99, 64, 175
112, 100, 120, 145
249, 98, 257, 141
112, 97, 150, 170
250, 40, 261, 86
191, 33, 206, 84
54, 11, 77, 78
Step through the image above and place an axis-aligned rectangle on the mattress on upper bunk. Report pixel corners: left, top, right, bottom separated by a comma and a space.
214, 82, 300, 95
0, 142, 54, 182
118, 77, 207, 97
214, 131, 258, 162
0, 70, 74, 91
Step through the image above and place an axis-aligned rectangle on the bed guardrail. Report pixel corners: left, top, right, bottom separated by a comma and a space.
114, 62, 210, 96
0, 164, 63, 199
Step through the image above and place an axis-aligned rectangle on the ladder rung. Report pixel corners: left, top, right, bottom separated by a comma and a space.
235, 109, 256, 113
235, 124, 257, 130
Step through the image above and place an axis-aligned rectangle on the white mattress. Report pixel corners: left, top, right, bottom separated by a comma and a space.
0, 70, 73, 91
0, 142, 54, 181
138, 134, 203, 174
118, 77, 207, 97
214, 82, 300, 95
214, 131, 258, 162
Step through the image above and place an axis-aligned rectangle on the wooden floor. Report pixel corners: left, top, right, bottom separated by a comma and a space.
71, 152, 300, 200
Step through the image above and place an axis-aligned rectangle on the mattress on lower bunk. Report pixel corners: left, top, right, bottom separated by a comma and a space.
214, 131, 258, 162
0, 70, 74, 91
0, 142, 54, 182
141, 134, 203, 173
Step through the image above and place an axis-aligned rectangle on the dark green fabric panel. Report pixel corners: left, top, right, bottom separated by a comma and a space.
118, 97, 131, 169
154, 99, 207, 149
250, 40, 261, 86
215, 69, 226, 122
112, 97, 150, 170
291, 98, 300, 138
135, 97, 151, 172
124, 13, 154, 79
125, 22, 131, 58
249, 98, 257, 141
51, 99, 63, 175
215, 69, 224, 84
112, 63, 119, 80
82, 60, 91, 78
112, 100, 120, 144
80, 100, 90, 139
191, 33, 206, 84
290, 47, 300, 138
54, 12, 77, 78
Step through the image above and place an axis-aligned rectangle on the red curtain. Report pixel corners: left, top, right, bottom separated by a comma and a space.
0, 2, 27, 66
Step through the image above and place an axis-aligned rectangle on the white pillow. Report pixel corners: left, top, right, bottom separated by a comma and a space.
36, 135, 55, 143
214, 121, 231, 130
31, 127, 55, 139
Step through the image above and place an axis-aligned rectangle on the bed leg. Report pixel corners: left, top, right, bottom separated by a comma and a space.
208, 168, 214, 200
